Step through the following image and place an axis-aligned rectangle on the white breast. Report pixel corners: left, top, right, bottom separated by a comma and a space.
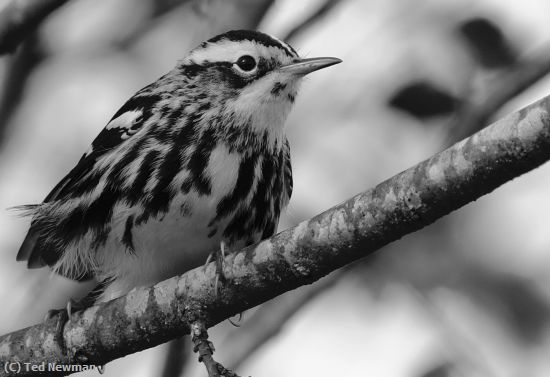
95, 143, 243, 302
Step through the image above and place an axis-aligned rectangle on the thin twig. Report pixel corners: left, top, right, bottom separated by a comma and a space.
2, 94, 550, 375
0, 0, 69, 54
190, 321, 239, 377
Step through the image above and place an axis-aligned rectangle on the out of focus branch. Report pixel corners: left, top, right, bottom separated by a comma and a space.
282, 0, 342, 42
0, 0, 69, 54
447, 47, 550, 145
160, 337, 190, 377
222, 269, 344, 370
216, 0, 275, 30
118, 0, 276, 49
3, 94, 550, 375
0, 35, 44, 147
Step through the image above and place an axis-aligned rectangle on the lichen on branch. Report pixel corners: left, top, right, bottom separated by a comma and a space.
2, 95, 550, 376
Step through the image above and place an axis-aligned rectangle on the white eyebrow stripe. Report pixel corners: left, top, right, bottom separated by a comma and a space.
184, 40, 298, 66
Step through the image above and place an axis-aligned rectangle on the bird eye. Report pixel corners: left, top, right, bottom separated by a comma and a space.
235, 55, 257, 71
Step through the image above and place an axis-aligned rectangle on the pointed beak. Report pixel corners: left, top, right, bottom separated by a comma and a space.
279, 57, 342, 76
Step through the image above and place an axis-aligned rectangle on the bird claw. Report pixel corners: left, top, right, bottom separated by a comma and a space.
228, 312, 244, 327
44, 299, 86, 354
204, 241, 233, 294
203, 252, 213, 272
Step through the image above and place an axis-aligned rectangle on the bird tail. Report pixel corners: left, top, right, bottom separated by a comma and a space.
10, 204, 48, 268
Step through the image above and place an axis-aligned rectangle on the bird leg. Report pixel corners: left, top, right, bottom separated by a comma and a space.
44, 299, 107, 373
44, 298, 87, 329
215, 241, 227, 288
42, 284, 108, 372
190, 320, 240, 377
43, 298, 88, 356
204, 241, 233, 293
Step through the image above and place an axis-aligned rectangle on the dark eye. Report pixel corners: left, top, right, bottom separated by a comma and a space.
236, 55, 256, 71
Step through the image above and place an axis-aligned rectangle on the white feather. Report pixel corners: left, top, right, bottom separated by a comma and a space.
94, 143, 243, 302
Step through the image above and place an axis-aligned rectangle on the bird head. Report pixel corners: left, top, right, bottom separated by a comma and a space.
178, 30, 341, 150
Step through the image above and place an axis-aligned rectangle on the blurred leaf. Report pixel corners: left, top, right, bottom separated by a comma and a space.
446, 269, 550, 345
487, 275, 550, 344
151, 0, 190, 16
459, 17, 517, 68
389, 81, 458, 119
418, 362, 454, 377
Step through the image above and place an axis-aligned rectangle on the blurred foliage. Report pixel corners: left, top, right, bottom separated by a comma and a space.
418, 362, 456, 377
389, 81, 459, 118
459, 17, 518, 69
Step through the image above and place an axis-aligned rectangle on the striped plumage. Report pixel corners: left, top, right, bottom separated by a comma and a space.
17, 30, 340, 304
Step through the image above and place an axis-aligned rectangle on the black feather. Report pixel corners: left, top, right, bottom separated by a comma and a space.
17, 88, 162, 279
213, 152, 258, 222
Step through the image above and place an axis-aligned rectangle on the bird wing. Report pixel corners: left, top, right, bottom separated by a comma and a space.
17, 91, 162, 280
47, 93, 162, 202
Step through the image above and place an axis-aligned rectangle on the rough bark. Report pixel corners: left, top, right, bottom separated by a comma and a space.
2, 94, 550, 376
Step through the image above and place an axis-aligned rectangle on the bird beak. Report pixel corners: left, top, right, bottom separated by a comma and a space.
279, 57, 342, 76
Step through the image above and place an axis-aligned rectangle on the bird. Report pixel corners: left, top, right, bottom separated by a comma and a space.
16, 29, 341, 311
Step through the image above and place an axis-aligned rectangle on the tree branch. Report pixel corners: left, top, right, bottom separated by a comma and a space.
0, 0, 69, 54
218, 44, 550, 371
2, 94, 550, 376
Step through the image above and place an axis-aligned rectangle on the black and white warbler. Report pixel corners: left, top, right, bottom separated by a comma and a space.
16, 30, 341, 307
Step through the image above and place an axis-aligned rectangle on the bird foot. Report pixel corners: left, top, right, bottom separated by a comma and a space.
204, 241, 234, 294
44, 299, 106, 373
44, 299, 86, 355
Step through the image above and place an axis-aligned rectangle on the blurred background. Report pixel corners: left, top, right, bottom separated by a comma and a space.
1, 0, 550, 376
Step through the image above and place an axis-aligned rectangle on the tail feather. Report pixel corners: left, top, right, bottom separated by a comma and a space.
12, 204, 46, 267
16, 227, 44, 268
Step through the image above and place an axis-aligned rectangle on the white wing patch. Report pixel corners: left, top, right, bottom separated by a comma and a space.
106, 109, 143, 136
83, 110, 143, 158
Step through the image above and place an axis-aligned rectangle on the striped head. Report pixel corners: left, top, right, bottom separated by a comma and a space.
179, 30, 341, 150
